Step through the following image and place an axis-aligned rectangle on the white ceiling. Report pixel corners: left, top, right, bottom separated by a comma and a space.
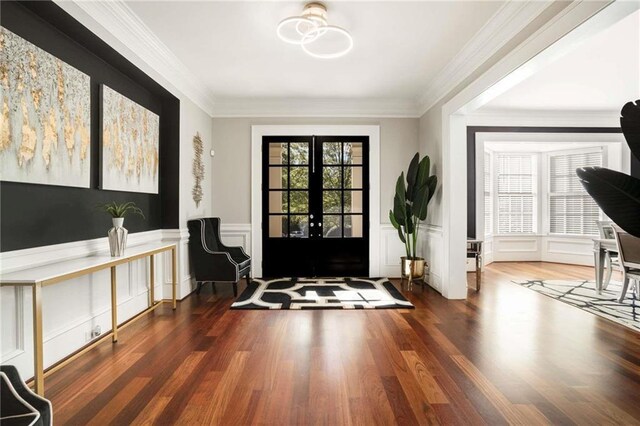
480, 9, 640, 114
124, 1, 503, 103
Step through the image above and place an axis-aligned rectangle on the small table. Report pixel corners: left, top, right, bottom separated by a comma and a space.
467, 239, 483, 291
0, 242, 178, 396
593, 238, 618, 294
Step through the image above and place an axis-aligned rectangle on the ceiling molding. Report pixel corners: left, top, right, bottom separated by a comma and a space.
467, 108, 620, 128
416, 0, 554, 116
54, 0, 216, 116
210, 97, 421, 118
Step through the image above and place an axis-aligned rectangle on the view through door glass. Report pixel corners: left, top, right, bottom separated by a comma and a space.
262, 136, 369, 277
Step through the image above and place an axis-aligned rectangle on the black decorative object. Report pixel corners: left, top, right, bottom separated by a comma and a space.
577, 100, 640, 237
231, 277, 414, 310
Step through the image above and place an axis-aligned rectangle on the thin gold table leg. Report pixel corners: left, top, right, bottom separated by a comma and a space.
149, 255, 155, 307
32, 283, 44, 396
110, 266, 118, 342
171, 246, 177, 310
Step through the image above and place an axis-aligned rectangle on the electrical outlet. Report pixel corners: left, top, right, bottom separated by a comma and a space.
91, 325, 101, 338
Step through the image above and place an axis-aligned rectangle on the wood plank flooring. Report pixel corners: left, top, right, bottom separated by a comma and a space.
45, 262, 640, 425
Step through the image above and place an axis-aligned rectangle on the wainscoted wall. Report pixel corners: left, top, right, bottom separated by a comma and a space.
490, 235, 593, 265
219, 224, 252, 255
0, 231, 192, 380
218, 223, 428, 282
421, 225, 444, 292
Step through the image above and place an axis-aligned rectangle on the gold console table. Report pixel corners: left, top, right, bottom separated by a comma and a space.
0, 242, 178, 396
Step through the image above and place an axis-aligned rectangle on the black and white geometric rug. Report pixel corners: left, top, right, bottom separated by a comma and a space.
231, 277, 414, 310
513, 279, 640, 332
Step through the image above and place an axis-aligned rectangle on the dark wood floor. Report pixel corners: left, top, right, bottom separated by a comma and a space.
45, 262, 640, 425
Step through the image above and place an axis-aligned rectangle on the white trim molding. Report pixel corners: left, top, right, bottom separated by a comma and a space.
211, 98, 420, 118
53, 0, 216, 116
250, 125, 381, 277
417, 0, 554, 115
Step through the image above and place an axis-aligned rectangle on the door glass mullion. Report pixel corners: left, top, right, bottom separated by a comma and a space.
287, 143, 291, 238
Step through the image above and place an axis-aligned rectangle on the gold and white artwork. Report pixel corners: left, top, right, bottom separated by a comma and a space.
0, 27, 91, 187
101, 85, 159, 194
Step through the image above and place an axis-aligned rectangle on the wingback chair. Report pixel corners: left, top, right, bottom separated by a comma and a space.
187, 218, 251, 297
0, 365, 52, 426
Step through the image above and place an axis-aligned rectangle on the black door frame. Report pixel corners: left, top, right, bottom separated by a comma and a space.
261, 135, 370, 277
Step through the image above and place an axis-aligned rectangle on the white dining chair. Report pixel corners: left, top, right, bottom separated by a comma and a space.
597, 220, 619, 289
611, 225, 640, 302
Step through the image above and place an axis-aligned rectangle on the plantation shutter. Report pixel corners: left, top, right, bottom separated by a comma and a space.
484, 151, 492, 235
549, 149, 602, 235
497, 154, 535, 234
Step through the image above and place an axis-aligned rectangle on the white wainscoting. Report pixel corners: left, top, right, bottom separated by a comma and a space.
222, 222, 421, 282
420, 225, 444, 293
219, 223, 252, 255
490, 234, 594, 266
0, 229, 191, 380
379, 224, 408, 279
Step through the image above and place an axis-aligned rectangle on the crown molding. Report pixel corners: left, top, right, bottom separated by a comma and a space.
53, 0, 216, 116
467, 108, 620, 128
210, 97, 421, 118
416, 0, 554, 116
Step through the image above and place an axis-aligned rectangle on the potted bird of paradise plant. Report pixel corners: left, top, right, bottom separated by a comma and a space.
389, 153, 438, 285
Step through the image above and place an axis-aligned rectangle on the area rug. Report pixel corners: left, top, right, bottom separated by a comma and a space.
231, 277, 414, 310
513, 279, 640, 332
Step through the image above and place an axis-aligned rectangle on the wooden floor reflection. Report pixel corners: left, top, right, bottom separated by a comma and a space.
46, 262, 640, 424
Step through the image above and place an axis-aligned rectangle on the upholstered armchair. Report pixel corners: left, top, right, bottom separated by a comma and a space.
187, 218, 251, 297
0, 365, 52, 426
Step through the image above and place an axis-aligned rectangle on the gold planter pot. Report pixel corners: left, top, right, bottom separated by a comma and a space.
401, 256, 427, 280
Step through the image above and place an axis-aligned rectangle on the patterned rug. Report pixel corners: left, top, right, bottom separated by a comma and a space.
513, 279, 640, 332
231, 277, 414, 310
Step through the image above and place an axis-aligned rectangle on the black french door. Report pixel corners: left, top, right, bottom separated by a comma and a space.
262, 135, 369, 277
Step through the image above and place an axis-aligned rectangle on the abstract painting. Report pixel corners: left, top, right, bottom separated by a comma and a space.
0, 27, 91, 188
101, 85, 159, 194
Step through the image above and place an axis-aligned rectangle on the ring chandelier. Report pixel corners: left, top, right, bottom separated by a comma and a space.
277, 2, 353, 59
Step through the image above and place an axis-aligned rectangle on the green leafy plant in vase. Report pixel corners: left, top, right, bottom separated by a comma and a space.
389, 153, 438, 287
98, 202, 145, 257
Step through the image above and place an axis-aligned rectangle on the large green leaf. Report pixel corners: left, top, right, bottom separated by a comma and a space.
414, 155, 430, 197
393, 195, 406, 226
577, 166, 640, 238
426, 175, 438, 203
406, 153, 419, 201
621, 100, 640, 163
405, 204, 415, 234
397, 226, 406, 243
389, 210, 400, 230
413, 183, 431, 221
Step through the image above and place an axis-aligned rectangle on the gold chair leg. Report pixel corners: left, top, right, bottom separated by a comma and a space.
149, 255, 155, 306
171, 247, 177, 309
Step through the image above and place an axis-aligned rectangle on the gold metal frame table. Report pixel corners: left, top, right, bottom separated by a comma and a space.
0, 242, 178, 396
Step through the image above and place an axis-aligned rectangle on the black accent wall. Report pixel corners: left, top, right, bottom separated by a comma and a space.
466, 126, 634, 239
0, 1, 180, 252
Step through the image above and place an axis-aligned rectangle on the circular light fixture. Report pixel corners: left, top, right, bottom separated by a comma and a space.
277, 17, 320, 45
301, 25, 353, 59
277, 2, 353, 59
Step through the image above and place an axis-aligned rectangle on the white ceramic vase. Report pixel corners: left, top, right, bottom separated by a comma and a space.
108, 217, 128, 257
